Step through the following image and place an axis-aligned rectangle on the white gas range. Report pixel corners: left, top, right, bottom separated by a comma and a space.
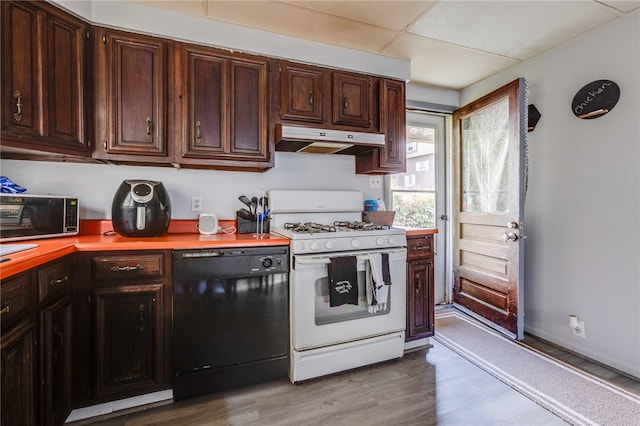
269, 190, 407, 382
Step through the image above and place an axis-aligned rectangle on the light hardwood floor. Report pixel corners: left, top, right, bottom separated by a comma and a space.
86, 339, 568, 426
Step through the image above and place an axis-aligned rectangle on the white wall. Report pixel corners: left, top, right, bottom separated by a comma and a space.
461, 11, 640, 377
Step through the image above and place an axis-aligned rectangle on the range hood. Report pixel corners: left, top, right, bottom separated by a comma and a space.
275, 124, 385, 155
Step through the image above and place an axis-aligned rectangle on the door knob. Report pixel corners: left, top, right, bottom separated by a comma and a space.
507, 221, 518, 229
503, 232, 518, 242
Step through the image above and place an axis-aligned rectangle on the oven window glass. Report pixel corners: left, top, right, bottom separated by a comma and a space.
314, 269, 391, 325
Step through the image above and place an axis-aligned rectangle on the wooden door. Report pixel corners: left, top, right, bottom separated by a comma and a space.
332, 71, 373, 129
178, 46, 270, 168
44, 6, 90, 153
228, 56, 270, 160
180, 45, 227, 158
95, 28, 170, 160
452, 78, 527, 339
280, 62, 325, 123
40, 297, 73, 426
1, 1, 41, 138
1, 324, 35, 426
356, 78, 406, 173
92, 283, 165, 401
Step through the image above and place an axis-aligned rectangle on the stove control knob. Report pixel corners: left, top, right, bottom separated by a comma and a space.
310, 241, 320, 251
376, 237, 385, 246
388, 236, 396, 246
325, 240, 334, 250
350, 239, 360, 249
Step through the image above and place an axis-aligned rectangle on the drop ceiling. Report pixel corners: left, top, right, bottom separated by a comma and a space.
135, 0, 639, 90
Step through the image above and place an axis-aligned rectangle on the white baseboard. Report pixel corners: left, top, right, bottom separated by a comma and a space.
65, 390, 173, 423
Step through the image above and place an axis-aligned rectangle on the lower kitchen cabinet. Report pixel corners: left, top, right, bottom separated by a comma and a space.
37, 257, 74, 426
77, 251, 172, 404
406, 234, 435, 341
1, 272, 36, 426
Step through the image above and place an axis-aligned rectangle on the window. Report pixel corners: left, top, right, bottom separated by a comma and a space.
389, 119, 436, 228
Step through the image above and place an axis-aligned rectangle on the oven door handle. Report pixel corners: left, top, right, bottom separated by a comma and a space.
295, 257, 332, 265
294, 249, 407, 267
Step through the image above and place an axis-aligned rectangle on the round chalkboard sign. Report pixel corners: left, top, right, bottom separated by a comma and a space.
571, 80, 620, 119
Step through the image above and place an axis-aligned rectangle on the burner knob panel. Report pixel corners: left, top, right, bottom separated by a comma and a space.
324, 240, 334, 250
350, 239, 360, 249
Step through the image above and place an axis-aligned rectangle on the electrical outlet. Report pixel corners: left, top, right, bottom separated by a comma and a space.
572, 321, 586, 338
191, 196, 202, 212
369, 176, 382, 189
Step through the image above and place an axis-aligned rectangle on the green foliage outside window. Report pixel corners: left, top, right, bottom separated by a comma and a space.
393, 192, 435, 228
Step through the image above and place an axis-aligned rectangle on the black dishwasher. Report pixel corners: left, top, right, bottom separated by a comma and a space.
172, 246, 289, 401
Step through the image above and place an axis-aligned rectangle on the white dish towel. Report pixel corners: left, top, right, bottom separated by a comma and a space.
363, 253, 389, 313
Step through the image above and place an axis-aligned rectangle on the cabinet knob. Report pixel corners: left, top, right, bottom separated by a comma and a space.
195, 120, 202, 143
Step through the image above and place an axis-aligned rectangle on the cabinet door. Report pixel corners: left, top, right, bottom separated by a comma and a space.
356, 78, 406, 174
407, 259, 434, 340
92, 283, 165, 400
40, 297, 72, 426
1, 323, 35, 426
95, 28, 170, 160
1, 1, 41, 138
332, 71, 373, 129
178, 46, 271, 169
43, 6, 90, 153
280, 62, 324, 123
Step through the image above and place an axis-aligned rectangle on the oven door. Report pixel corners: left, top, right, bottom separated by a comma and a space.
291, 247, 407, 351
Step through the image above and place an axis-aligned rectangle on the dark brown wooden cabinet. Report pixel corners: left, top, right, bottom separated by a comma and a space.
176, 44, 272, 171
356, 78, 406, 174
1, 0, 91, 158
79, 251, 171, 403
406, 234, 435, 341
93, 28, 174, 164
275, 60, 377, 132
1, 273, 36, 426
279, 62, 326, 124
332, 71, 375, 130
37, 257, 73, 426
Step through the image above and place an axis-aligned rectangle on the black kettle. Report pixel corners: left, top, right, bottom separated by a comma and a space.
111, 180, 171, 237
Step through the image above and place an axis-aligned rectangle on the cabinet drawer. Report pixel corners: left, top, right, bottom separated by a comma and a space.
407, 235, 433, 260
37, 258, 72, 303
91, 253, 165, 282
0, 273, 32, 332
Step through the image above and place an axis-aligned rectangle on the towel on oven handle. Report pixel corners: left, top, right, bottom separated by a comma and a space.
328, 256, 358, 307
363, 253, 391, 313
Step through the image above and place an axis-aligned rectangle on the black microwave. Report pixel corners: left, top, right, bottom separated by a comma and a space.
0, 194, 79, 242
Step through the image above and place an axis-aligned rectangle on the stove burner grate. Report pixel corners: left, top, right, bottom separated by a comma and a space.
284, 222, 337, 233
334, 221, 391, 231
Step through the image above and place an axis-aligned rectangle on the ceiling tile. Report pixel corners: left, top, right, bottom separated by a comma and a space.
204, 1, 398, 53
383, 33, 520, 89
283, 1, 437, 31
409, 1, 621, 60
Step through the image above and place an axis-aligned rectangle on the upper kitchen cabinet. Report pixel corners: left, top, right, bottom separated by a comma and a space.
274, 60, 377, 132
356, 79, 407, 174
93, 27, 174, 165
175, 44, 272, 171
332, 71, 375, 130
278, 62, 327, 124
1, 0, 92, 158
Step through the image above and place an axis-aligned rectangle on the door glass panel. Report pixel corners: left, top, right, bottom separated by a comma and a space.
461, 98, 510, 213
390, 121, 436, 228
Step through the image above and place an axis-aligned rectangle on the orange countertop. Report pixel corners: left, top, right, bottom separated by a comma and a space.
0, 220, 438, 280
0, 220, 289, 280
401, 227, 439, 237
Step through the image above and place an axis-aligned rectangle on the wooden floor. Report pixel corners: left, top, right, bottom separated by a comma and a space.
88, 340, 567, 426
80, 310, 640, 426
